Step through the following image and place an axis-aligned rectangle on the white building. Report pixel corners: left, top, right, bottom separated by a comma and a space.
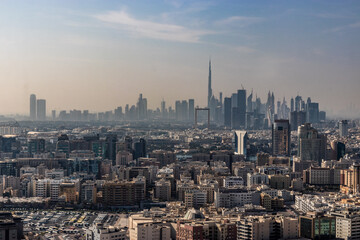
331, 209, 360, 240
294, 195, 329, 213
234, 131, 247, 155
45, 169, 65, 180
234, 131, 248, 156
86, 223, 127, 240
247, 173, 269, 187
49, 179, 63, 201
32, 179, 48, 198
223, 176, 244, 188
214, 189, 258, 208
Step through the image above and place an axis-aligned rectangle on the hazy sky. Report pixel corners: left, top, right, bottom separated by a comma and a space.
1, 0, 360, 118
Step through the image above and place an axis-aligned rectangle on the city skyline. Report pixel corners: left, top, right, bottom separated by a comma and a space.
1, 0, 360, 118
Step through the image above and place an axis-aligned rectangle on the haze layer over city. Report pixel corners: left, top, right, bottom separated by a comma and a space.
1, 1, 360, 240
1, 0, 360, 119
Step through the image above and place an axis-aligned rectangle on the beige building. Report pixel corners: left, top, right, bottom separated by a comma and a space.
279, 216, 298, 240
268, 175, 290, 190
237, 215, 298, 240
184, 189, 207, 209
154, 179, 171, 201
303, 167, 340, 185
129, 215, 170, 240
116, 151, 133, 166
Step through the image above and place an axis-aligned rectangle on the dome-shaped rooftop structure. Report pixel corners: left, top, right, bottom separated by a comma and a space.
183, 208, 205, 220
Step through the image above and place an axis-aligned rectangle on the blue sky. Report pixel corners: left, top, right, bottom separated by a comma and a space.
0, 0, 359, 118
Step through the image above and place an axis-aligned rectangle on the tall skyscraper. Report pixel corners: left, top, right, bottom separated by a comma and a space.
224, 97, 232, 127
272, 120, 290, 156
30, 94, 36, 120
137, 94, 147, 120
161, 100, 167, 119
237, 89, 246, 128
295, 96, 302, 112
207, 59, 212, 108
231, 107, 240, 129
298, 123, 327, 164
290, 111, 306, 131
181, 100, 188, 121
188, 99, 195, 122
134, 138, 146, 159
234, 130, 247, 156
51, 110, 56, 120
306, 102, 319, 123
246, 90, 253, 112
36, 99, 46, 121
175, 100, 181, 121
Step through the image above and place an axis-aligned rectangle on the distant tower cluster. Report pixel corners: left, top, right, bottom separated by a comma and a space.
207, 59, 223, 124
29, 94, 46, 121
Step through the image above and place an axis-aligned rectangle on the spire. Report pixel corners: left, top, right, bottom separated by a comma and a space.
208, 58, 212, 108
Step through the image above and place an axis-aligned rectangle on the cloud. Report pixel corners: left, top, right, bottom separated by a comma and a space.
215, 16, 264, 27
235, 46, 256, 53
325, 21, 360, 33
95, 10, 214, 43
313, 13, 352, 19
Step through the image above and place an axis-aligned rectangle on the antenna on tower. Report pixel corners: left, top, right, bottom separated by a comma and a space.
241, 84, 244, 90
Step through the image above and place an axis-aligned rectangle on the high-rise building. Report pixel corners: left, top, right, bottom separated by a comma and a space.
28, 139, 45, 155
29, 94, 36, 120
161, 100, 166, 119
231, 107, 240, 129
306, 102, 319, 123
102, 179, 145, 207
319, 111, 326, 121
290, 111, 306, 131
339, 120, 349, 137
188, 99, 194, 122
295, 96, 302, 112
298, 123, 327, 164
36, 99, 46, 121
105, 134, 117, 164
154, 179, 171, 201
330, 141, 345, 160
237, 89, 246, 128
272, 120, 290, 156
181, 100, 188, 121
234, 131, 247, 156
116, 151, 133, 166
330, 209, 360, 240
134, 138, 146, 160
175, 100, 181, 121
299, 212, 335, 240
208, 59, 212, 108
51, 110, 56, 120
354, 164, 360, 194
231, 93, 237, 108
224, 97, 232, 127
